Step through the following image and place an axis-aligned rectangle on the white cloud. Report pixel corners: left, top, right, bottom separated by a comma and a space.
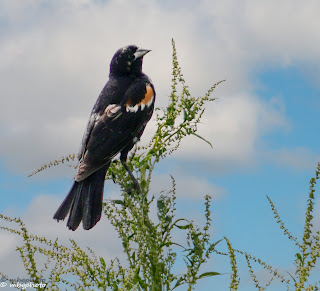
149, 173, 225, 200
0, 0, 319, 175
2, 2, 320, 288
265, 147, 320, 170
201, 0, 320, 67
0, 233, 17, 259
174, 94, 289, 171
0, 194, 125, 278
0, 182, 220, 280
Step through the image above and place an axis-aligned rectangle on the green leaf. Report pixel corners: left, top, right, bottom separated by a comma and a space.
128, 233, 135, 240
191, 132, 213, 148
208, 239, 223, 249
296, 253, 303, 263
140, 179, 147, 190
136, 275, 147, 289
112, 199, 124, 205
100, 257, 106, 269
172, 276, 185, 290
161, 242, 186, 249
166, 118, 174, 126
131, 251, 136, 262
157, 199, 165, 212
286, 271, 296, 282
175, 224, 192, 230
165, 215, 172, 224
198, 271, 221, 279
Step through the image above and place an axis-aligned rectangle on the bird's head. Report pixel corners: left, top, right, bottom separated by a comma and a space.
109, 45, 151, 77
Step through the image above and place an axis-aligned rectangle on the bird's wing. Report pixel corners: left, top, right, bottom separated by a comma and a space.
77, 112, 99, 161
123, 80, 155, 113
75, 79, 155, 181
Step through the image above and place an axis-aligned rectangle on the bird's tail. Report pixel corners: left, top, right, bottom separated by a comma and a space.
53, 163, 110, 230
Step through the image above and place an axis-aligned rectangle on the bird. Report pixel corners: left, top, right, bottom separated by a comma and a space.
53, 45, 156, 231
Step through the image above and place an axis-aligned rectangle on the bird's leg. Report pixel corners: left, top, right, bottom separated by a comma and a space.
128, 142, 138, 162
121, 159, 143, 195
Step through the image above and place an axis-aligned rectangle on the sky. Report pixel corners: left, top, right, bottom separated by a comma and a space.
1, 0, 320, 290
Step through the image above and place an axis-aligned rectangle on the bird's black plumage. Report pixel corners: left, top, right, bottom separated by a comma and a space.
53, 45, 155, 230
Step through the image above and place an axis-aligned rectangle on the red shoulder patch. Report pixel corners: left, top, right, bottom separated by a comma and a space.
140, 84, 154, 106
126, 83, 155, 112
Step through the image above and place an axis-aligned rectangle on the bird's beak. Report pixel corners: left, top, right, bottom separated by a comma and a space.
134, 48, 151, 60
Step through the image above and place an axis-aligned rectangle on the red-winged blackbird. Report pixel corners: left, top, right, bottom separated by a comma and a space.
54, 45, 155, 231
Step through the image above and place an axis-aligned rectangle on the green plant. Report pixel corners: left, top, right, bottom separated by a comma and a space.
228, 163, 320, 290
0, 39, 229, 290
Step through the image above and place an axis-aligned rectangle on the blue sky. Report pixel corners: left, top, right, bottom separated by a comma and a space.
1, 0, 320, 290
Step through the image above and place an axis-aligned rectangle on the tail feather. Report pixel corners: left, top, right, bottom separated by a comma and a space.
53, 183, 78, 221
82, 167, 107, 230
67, 182, 85, 230
53, 163, 109, 231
